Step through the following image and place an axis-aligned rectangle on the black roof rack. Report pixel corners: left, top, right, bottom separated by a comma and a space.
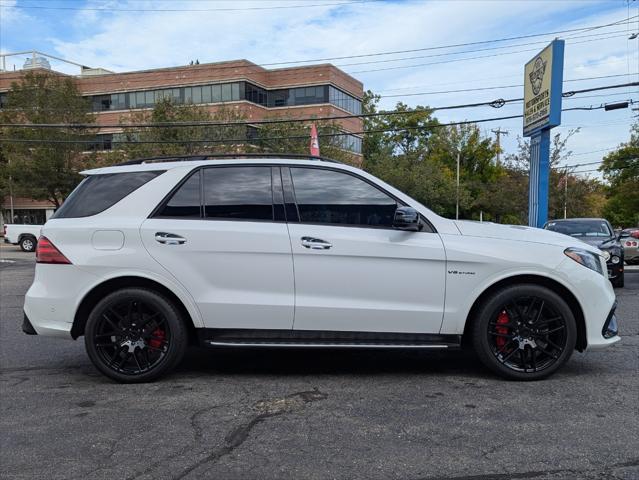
115, 153, 341, 167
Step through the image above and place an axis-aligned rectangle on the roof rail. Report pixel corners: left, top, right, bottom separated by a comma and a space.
115, 153, 341, 166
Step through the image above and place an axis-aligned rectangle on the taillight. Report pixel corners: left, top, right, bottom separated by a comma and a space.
36, 236, 71, 264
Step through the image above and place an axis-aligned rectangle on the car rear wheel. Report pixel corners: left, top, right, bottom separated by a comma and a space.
471, 284, 577, 380
19, 236, 36, 252
84, 288, 188, 383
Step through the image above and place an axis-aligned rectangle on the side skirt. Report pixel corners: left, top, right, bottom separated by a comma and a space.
197, 328, 461, 349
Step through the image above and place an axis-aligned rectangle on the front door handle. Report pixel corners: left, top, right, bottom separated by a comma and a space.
155, 232, 187, 245
301, 236, 332, 250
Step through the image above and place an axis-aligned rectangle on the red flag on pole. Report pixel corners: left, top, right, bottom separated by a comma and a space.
310, 123, 320, 157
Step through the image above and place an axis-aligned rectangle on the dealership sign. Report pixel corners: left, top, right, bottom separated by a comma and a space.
523, 40, 564, 137
524, 39, 564, 228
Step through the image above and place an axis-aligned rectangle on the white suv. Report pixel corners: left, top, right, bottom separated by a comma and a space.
23, 155, 620, 382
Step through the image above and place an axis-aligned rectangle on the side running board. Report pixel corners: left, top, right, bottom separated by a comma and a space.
197, 329, 461, 349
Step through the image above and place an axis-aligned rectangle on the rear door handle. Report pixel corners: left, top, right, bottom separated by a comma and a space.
301, 236, 332, 250
155, 232, 187, 245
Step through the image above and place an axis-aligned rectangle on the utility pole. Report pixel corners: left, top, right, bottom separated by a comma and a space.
491, 128, 509, 164
456, 152, 460, 220
563, 166, 568, 219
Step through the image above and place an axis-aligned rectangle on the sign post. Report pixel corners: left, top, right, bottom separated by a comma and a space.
523, 39, 564, 228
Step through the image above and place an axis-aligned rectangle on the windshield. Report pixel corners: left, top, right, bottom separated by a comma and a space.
545, 220, 613, 238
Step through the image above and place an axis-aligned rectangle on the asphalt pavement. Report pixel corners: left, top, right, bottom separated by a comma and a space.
1, 244, 638, 480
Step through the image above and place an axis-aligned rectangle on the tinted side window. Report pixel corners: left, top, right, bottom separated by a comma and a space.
291, 168, 397, 227
203, 167, 273, 220
158, 170, 201, 217
53, 171, 164, 219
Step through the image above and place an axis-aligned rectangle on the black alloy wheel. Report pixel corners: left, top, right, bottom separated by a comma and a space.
472, 284, 577, 380
84, 288, 188, 383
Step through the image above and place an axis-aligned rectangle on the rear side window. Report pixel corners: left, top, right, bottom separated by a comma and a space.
53, 171, 164, 219
203, 167, 273, 220
158, 170, 201, 218
290, 167, 397, 227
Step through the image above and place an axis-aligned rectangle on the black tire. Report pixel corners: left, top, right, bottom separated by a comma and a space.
84, 288, 188, 383
19, 236, 36, 252
612, 273, 624, 289
471, 284, 577, 381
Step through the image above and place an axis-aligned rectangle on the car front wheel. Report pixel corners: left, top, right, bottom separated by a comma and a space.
472, 284, 577, 380
84, 288, 188, 383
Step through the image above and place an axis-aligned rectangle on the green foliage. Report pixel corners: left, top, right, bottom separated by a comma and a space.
0, 72, 98, 207
250, 116, 356, 164
118, 100, 248, 159
600, 122, 639, 227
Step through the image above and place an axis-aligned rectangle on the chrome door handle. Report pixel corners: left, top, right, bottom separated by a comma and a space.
155, 232, 187, 245
301, 236, 332, 250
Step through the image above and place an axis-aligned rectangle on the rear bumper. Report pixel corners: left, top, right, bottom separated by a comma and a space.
24, 264, 98, 339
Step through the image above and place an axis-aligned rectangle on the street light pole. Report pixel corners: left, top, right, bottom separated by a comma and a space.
456, 151, 460, 221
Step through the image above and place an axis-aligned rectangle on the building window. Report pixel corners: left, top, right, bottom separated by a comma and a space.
85, 82, 361, 113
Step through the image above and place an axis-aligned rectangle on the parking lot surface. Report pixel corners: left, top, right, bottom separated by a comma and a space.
1, 245, 638, 480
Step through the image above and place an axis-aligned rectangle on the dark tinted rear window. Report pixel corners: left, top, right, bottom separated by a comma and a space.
158, 170, 201, 217
203, 167, 273, 220
53, 171, 164, 219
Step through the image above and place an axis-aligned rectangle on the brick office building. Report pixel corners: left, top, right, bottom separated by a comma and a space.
0, 53, 364, 228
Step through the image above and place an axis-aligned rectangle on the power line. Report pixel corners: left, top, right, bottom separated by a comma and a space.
0, 17, 632, 87
0, 0, 378, 12
379, 74, 634, 98
2, 81, 635, 129
337, 29, 631, 68
0, 114, 527, 145
350, 34, 635, 74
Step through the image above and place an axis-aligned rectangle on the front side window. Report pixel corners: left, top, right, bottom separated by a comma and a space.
203, 167, 273, 220
53, 171, 164, 219
290, 168, 397, 227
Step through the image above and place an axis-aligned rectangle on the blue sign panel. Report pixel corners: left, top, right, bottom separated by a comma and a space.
524, 39, 564, 227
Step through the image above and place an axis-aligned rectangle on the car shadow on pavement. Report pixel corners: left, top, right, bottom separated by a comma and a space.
176, 347, 492, 379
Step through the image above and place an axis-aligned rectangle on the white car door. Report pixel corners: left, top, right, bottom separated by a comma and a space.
140, 165, 295, 330
285, 166, 446, 334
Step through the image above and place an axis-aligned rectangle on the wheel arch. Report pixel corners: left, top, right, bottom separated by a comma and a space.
462, 274, 587, 352
18, 233, 37, 243
71, 276, 199, 342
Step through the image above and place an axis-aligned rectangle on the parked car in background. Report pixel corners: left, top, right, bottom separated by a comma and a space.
3, 224, 43, 252
544, 218, 624, 288
619, 228, 639, 265
22, 155, 620, 383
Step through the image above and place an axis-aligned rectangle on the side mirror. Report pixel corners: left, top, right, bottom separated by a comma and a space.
393, 206, 422, 232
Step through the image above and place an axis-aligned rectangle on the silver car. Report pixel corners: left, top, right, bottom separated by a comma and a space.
620, 228, 639, 265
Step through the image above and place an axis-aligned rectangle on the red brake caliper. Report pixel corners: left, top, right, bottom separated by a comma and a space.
148, 328, 165, 349
496, 310, 510, 350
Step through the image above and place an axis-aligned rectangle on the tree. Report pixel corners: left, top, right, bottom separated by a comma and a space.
601, 122, 639, 227
251, 116, 355, 164
0, 72, 99, 207
117, 99, 248, 159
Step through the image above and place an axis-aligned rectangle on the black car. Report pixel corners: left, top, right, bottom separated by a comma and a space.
544, 218, 624, 288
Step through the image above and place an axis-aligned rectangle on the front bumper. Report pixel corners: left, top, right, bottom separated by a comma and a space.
607, 261, 624, 281
602, 301, 619, 339
22, 314, 38, 335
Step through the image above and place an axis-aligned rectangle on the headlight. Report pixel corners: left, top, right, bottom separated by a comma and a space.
564, 248, 605, 276
611, 255, 620, 264
602, 250, 611, 261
